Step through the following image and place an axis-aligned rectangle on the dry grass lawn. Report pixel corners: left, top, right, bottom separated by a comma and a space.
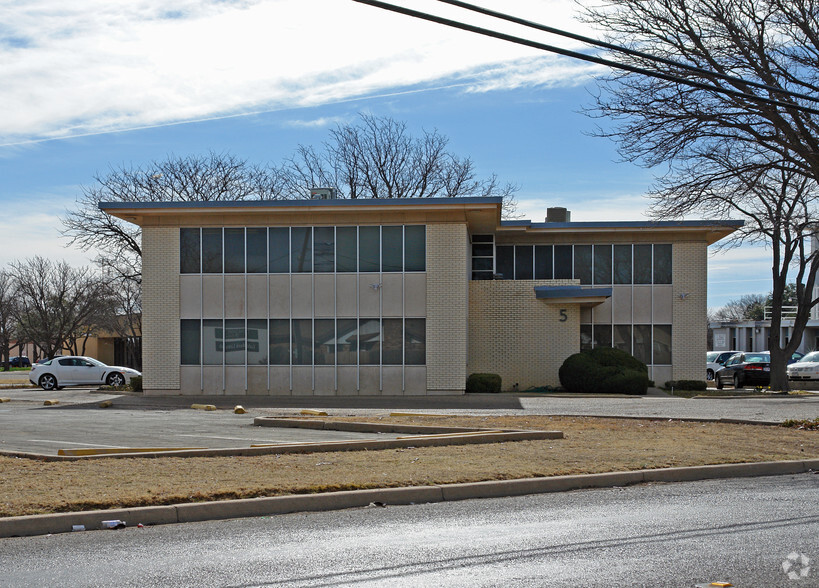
1, 415, 817, 518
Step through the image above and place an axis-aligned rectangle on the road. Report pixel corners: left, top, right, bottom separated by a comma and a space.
2, 474, 816, 587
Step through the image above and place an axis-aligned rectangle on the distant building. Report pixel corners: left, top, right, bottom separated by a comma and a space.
100, 196, 740, 395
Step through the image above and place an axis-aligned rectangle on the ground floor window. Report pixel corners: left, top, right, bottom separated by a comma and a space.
181, 318, 426, 366
581, 323, 672, 366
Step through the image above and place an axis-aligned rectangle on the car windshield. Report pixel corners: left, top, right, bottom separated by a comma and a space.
800, 351, 819, 363
707, 352, 719, 362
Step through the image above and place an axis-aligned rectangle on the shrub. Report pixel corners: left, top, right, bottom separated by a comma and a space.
129, 375, 143, 392
466, 373, 502, 393
664, 379, 707, 391
558, 347, 649, 395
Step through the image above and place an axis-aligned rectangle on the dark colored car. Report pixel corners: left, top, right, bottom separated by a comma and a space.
9, 356, 31, 368
714, 352, 771, 389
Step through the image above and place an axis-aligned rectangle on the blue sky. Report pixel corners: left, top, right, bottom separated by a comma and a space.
0, 0, 774, 308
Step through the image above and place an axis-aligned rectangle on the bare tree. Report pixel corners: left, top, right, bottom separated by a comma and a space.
712, 294, 768, 321
0, 270, 16, 371
582, 0, 819, 389
278, 113, 518, 215
9, 257, 111, 361
99, 276, 142, 370
62, 151, 285, 284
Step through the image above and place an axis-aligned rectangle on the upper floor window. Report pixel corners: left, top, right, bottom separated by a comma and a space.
181, 225, 426, 274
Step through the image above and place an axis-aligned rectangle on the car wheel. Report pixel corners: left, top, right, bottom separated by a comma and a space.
716, 375, 723, 390
106, 372, 125, 387
39, 374, 57, 391
733, 374, 742, 389
706, 368, 714, 380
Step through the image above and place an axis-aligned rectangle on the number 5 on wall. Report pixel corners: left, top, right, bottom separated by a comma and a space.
559, 309, 568, 322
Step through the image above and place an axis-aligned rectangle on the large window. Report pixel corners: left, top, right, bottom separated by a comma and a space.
181, 225, 426, 274
484, 242, 671, 284
183, 319, 426, 367
580, 323, 671, 366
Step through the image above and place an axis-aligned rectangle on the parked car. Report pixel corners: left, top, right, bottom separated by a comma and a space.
9, 356, 31, 368
714, 351, 772, 389
707, 350, 741, 380
787, 351, 819, 381
29, 356, 141, 391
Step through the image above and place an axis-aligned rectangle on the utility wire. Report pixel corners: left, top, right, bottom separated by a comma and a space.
352, 0, 819, 117
435, 0, 819, 106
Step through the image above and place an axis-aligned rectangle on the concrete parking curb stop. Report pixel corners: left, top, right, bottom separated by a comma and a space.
2, 458, 817, 539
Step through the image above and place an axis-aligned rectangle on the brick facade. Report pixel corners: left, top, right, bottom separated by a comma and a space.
672, 241, 708, 382
468, 280, 579, 389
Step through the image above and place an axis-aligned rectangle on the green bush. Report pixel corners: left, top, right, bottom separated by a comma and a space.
664, 379, 707, 391
466, 373, 502, 393
129, 375, 143, 392
558, 347, 649, 395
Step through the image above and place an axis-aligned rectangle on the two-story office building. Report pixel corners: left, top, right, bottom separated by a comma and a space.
100, 196, 740, 396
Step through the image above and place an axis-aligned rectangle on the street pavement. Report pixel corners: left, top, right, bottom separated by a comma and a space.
1, 474, 816, 587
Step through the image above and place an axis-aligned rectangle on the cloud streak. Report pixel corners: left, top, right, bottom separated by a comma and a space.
1, 0, 595, 144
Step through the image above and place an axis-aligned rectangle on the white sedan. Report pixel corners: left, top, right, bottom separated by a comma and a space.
29, 356, 141, 391
787, 351, 819, 381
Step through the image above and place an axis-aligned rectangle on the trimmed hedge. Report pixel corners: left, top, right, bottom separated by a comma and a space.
466, 373, 502, 393
129, 375, 143, 392
664, 379, 707, 391
558, 347, 649, 395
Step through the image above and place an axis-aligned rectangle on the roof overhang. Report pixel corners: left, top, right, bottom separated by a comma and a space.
534, 286, 613, 307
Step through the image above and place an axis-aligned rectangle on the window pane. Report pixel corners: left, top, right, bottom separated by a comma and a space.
614, 325, 631, 354
580, 324, 593, 351
554, 245, 572, 279
314, 227, 335, 273
359, 227, 380, 272
633, 324, 652, 364
496, 246, 514, 280
336, 227, 357, 272
202, 319, 222, 365
472, 257, 493, 271
291, 227, 312, 273
593, 245, 612, 285
405, 225, 426, 271
653, 324, 672, 364
337, 319, 358, 365
472, 243, 493, 257
314, 319, 336, 365
359, 318, 381, 364
405, 318, 425, 365
535, 245, 552, 279
381, 226, 403, 272
247, 319, 267, 366
383, 319, 402, 364
515, 246, 533, 280
224, 228, 245, 273
180, 228, 200, 274
269, 319, 290, 365
202, 228, 223, 273
614, 244, 632, 284
246, 228, 267, 273
180, 319, 200, 365
634, 244, 652, 284
593, 324, 612, 348
471, 234, 493, 242
653, 244, 672, 284
224, 319, 245, 365
269, 228, 290, 273
574, 245, 592, 284
292, 319, 312, 365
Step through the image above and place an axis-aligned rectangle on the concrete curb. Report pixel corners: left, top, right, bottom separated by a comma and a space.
2, 458, 817, 539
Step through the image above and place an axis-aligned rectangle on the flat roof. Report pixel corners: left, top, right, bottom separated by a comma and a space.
99, 196, 504, 211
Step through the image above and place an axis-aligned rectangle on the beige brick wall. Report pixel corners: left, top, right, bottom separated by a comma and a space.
468, 280, 579, 389
672, 241, 707, 381
142, 226, 181, 392
426, 223, 469, 393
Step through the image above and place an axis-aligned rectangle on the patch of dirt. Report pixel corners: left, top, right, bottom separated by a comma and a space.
1, 415, 816, 517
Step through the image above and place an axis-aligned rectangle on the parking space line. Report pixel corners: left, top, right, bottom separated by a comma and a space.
26, 440, 127, 448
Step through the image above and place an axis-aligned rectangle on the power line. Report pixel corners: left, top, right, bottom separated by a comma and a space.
435, 0, 819, 106
352, 0, 819, 117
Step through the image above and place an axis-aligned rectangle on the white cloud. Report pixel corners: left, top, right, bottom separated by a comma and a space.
0, 0, 594, 144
